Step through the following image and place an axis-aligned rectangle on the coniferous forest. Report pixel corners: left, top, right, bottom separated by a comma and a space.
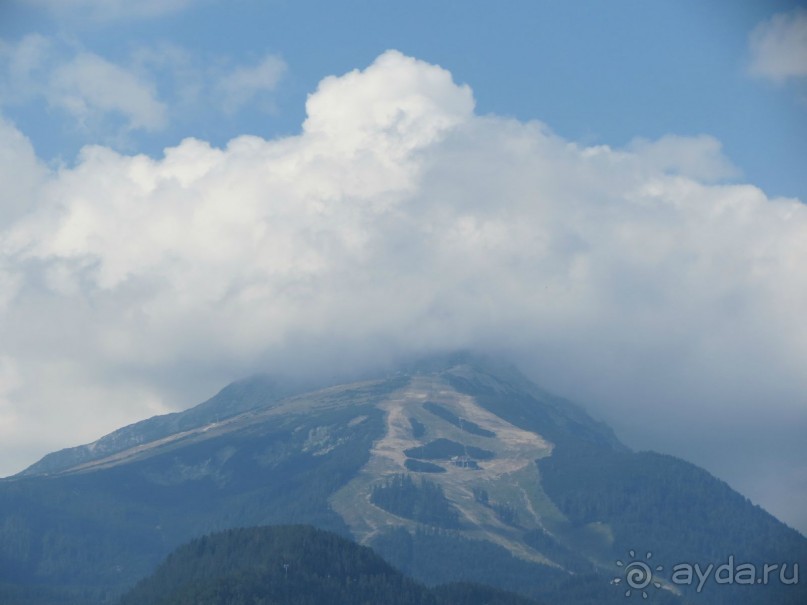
118, 525, 541, 605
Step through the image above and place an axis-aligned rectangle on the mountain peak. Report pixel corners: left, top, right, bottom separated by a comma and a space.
18, 352, 622, 477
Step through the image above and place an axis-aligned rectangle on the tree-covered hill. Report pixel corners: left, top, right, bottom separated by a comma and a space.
539, 440, 807, 605
118, 525, 542, 605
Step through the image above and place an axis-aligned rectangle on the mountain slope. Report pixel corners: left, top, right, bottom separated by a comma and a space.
0, 353, 804, 605
19, 375, 297, 477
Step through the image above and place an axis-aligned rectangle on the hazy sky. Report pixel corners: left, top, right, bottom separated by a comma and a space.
1, 1, 806, 534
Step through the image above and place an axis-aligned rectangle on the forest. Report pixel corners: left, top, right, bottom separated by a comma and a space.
118, 525, 541, 605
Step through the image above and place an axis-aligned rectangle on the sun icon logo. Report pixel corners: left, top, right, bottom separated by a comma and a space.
612, 550, 663, 598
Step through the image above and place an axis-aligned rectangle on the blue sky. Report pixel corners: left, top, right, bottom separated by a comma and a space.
1, 0, 806, 534
2, 0, 806, 199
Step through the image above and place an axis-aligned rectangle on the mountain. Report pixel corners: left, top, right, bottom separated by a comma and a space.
19, 375, 299, 477
118, 524, 541, 605
0, 352, 804, 605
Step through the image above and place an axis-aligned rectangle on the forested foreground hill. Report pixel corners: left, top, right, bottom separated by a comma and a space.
118, 525, 540, 605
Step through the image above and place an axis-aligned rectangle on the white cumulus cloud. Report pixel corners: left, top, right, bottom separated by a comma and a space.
1, 50, 806, 530
304, 50, 474, 155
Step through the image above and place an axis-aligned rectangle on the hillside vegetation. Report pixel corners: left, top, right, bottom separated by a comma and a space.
119, 525, 541, 605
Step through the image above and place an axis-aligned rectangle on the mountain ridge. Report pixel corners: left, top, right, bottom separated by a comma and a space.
1, 352, 804, 605
18, 374, 291, 477
19, 352, 621, 478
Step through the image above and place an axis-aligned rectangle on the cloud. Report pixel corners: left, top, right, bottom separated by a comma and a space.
749, 8, 807, 83
0, 37, 167, 135
217, 54, 287, 114
21, 0, 198, 21
130, 43, 204, 109
304, 50, 474, 154
0, 33, 50, 91
49, 52, 168, 132
1, 37, 288, 145
0, 115, 46, 225
1, 50, 806, 530
627, 134, 740, 183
